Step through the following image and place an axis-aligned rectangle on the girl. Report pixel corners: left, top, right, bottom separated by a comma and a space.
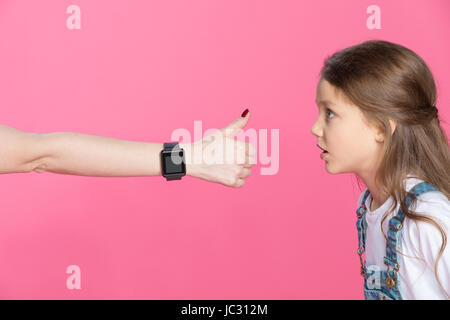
311, 40, 450, 300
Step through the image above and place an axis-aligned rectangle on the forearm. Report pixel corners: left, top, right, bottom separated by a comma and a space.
34, 132, 165, 177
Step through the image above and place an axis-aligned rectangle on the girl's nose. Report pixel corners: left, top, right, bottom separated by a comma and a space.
311, 121, 322, 137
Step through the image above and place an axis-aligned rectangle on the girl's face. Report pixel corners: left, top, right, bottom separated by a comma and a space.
311, 79, 382, 175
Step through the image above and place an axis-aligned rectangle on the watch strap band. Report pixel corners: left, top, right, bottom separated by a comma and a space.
164, 142, 179, 149
165, 175, 182, 181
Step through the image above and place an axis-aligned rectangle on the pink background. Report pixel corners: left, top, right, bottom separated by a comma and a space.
0, 0, 449, 299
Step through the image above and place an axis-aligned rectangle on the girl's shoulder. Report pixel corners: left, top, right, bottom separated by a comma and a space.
402, 179, 449, 262
402, 185, 450, 268
411, 187, 450, 232
405, 178, 450, 220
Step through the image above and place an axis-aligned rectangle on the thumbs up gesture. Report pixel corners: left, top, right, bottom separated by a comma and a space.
179, 109, 257, 188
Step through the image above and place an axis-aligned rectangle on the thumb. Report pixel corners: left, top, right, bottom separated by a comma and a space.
221, 108, 250, 137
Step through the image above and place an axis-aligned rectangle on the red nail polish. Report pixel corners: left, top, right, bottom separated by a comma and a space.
241, 108, 249, 118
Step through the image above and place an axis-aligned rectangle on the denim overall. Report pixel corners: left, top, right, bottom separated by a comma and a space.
356, 181, 439, 300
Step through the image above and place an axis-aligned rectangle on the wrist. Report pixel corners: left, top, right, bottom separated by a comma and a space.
178, 142, 196, 178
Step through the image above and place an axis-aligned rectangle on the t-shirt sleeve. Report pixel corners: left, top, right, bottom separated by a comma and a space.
409, 191, 450, 298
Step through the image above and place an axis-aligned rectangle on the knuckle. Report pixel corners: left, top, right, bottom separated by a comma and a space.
228, 176, 238, 187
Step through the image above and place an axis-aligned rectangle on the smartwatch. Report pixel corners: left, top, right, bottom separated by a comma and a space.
160, 142, 186, 181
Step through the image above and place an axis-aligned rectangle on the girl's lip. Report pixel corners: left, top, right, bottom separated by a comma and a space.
320, 151, 329, 159
316, 144, 328, 152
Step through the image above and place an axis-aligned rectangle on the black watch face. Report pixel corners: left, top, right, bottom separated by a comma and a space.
162, 151, 185, 174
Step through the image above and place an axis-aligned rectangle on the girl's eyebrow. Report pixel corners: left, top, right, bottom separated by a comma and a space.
316, 99, 335, 106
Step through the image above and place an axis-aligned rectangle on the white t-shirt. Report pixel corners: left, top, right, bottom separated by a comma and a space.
357, 177, 450, 299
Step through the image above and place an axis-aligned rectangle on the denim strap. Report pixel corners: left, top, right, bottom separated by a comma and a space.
384, 181, 439, 269
356, 189, 371, 260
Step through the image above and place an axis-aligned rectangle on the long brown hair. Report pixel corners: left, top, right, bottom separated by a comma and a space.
319, 40, 450, 298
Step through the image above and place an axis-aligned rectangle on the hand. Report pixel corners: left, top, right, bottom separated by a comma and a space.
179, 110, 256, 188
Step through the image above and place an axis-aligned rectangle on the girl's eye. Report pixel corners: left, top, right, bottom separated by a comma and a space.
326, 108, 335, 120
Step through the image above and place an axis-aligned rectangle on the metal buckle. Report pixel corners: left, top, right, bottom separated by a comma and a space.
384, 256, 400, 271
356, 205, 366, 218
389, 216, 403, 232
385, 265, 397, 289
357, 248, 365, 277
386, 275, 396, 289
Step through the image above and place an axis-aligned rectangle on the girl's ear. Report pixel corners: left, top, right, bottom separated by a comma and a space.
375, 118, 396, 142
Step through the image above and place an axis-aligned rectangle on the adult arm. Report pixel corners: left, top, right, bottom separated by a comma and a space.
0, 111, 256, 187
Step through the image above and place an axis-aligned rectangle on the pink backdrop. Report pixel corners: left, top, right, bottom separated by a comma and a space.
0, 0, 449, 299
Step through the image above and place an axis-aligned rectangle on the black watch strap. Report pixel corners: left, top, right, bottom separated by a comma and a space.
166, 175, 181, 180
164, 142, 179, 149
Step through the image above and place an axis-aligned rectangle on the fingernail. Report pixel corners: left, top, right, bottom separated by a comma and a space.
241, 108, 249, 118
